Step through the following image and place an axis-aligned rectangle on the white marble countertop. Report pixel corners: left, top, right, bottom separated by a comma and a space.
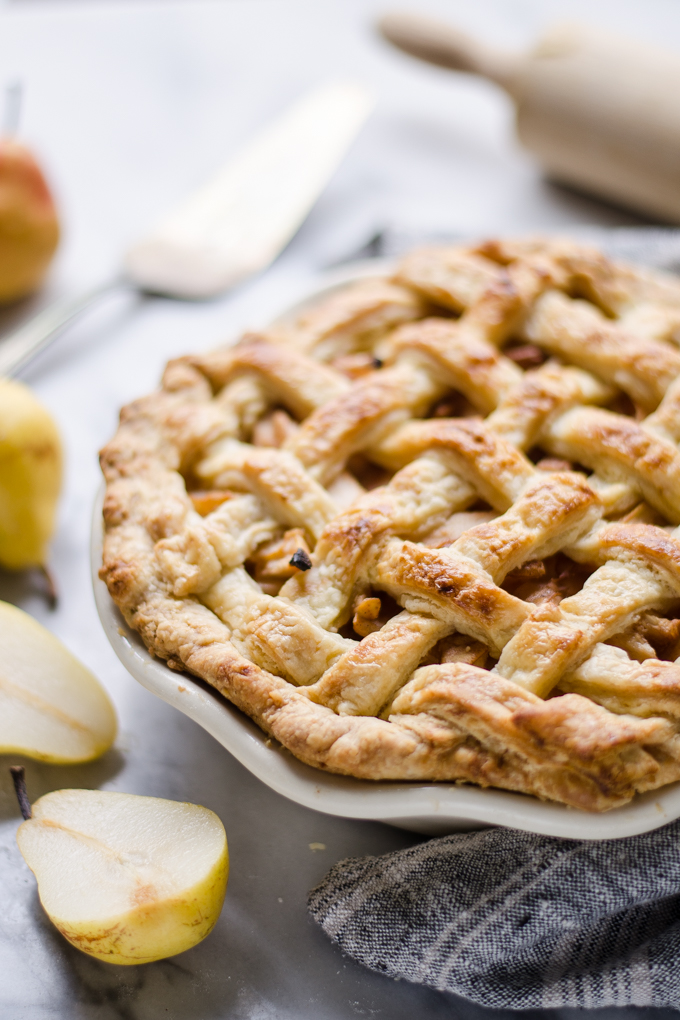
0, 1, 679, 1017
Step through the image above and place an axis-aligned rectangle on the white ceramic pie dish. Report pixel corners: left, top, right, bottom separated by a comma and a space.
92, 262, 680, 839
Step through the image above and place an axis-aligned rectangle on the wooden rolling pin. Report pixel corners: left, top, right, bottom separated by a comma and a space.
379, 13, 680, 222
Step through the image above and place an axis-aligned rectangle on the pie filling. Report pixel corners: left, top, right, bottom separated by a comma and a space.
100, 237, 680, 811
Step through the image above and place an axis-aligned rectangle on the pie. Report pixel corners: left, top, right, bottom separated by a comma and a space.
100, 237, 680, 812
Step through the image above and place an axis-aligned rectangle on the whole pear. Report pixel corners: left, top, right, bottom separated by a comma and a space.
0, 377, 62, 570
0, 138, 60, 304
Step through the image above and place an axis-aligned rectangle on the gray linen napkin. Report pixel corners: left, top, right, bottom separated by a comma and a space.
310, 226, 680, 1011
308, 822, 680, 1010
348, 224, 680, 273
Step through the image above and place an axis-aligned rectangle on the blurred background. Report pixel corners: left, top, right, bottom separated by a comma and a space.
3, 0, 679, 299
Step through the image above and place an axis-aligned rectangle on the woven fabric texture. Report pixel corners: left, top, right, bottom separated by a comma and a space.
369, 226, 680, 272
308, 821, 680, 1010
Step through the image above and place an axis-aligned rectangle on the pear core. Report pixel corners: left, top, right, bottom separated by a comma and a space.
17, 789, 228, 964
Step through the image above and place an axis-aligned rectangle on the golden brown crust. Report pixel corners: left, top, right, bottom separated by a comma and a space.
101, 237, 680, 812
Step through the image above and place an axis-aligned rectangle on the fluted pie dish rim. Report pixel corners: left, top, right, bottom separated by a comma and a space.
92, 483, 680, 839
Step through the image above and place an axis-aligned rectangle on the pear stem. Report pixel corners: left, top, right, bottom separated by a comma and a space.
9, 766, 32, 820
39, 565, 58, 610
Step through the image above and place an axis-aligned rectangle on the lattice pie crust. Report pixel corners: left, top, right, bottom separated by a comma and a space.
101, 238, 680, 811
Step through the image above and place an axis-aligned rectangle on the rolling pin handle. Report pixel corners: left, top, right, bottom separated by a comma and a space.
377, 12, 520, 90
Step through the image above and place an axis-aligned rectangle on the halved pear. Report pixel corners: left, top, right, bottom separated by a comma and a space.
0, 600, 116, 762
16, 789, 229, 964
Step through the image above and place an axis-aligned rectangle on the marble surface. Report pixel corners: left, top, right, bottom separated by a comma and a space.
1, 0, 679, 1017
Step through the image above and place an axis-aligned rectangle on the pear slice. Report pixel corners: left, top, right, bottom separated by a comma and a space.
0, 600, 116, 762
16, 789, 229, 964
